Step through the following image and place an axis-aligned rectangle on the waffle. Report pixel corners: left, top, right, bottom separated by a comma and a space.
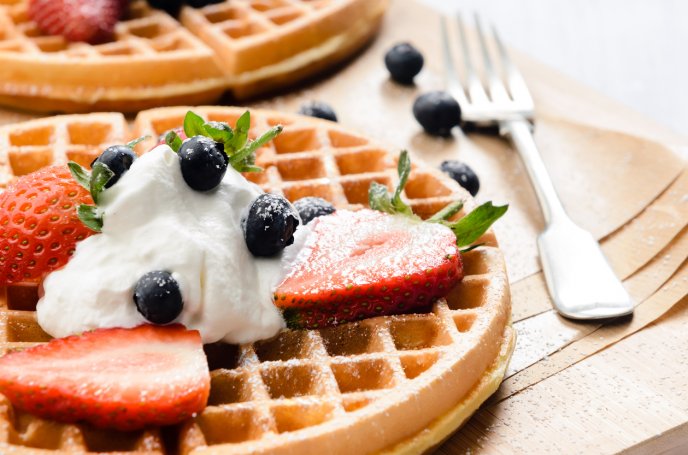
180, 0, 388, 99
0, 0, 388, 113
0, 107, 513, 454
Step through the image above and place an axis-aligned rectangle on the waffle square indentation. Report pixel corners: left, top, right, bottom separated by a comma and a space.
261, 364, 322, 399
67, 123, 112, 146
203, 342, 240, 371
8, 148, 53, 176
404, 172, 453, 199
331, 359, 396, 393
320, 323, 382, 357
453, 312, 477, 333
275, 157, 325, 181
446, 279, 488, 310
389, 316, 451, 351
197, 407, 266, 444
400, 351, 439, 379
273, 129, 320, 154
283, 182, 335, 203
6, 311, 50, 342
254, 330, 311, 362
271, 401, 336, 433
335, 149, 389, 175
9, 126, 53, 147
209, 370, 253, 405
328, 130, 368, 148
341, 175, 391, 205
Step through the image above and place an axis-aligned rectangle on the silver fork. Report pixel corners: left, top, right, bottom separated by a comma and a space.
441, 14, 633, 320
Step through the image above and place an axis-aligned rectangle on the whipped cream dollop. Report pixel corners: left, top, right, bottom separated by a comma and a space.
37, 145, 308, 344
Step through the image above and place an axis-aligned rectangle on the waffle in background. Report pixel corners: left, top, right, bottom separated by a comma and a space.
0, 107, 512, 454
181, 0, 389, 99
0, 0, 388, 113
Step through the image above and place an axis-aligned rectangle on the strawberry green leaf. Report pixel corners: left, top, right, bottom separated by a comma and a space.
229, 125, 282, 172
183, 111, 208, 138
126, 136, 149, 149
165, 130, 183, 153
90, 162, 114, 204
204, 121, 233, 144
77, 204, 103, 232
428, 200, 464, 222
391, 150, 413, 216
228, 111, 250, 151
68, 162, 91, 191
444, 201, 508, 249
368, 182, 396, 214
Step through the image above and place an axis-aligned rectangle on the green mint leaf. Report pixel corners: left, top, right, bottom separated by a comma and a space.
391, 150, 413, 216
233, 164, 263, 173
126, 135, 149, 149
228, 111, 250, 151
368, 181, 396, 214
90, 162, 114, 204
204, 121, 233, 144
460, 243, 485, 253
445, 201, 508, 248
183, 111, 208, 138
165, 130, 183, 153
77, 204, 103, 232
229, 125, 282, 172
428, 200, 464, 222
67, 162, 91, 191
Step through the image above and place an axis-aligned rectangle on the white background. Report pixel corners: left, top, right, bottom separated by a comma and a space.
418, 0, 687, 136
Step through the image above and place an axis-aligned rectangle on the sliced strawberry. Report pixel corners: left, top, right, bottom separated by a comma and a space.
0, 324, 209, 431
275, 209, 463, 329
28, 0, 124, 44
0, 165, 94, 285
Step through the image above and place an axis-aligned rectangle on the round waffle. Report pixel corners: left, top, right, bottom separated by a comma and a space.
0, 107, 513, 454
0, 0, 388, 113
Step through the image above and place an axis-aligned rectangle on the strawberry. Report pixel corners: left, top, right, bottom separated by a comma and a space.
28, 0, 125, 44
275, 209, 464, 329
0, 165, 94, 285
0, 324, 209, 431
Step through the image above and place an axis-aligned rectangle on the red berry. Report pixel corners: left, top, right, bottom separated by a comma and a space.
0, 165, 94, 285
0, 324, 210, 431
275, 209, 463, 328
28, 0, 124, 44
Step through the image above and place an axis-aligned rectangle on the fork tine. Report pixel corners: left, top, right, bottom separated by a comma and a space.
440, 16, 468, 107
456, 13, 489, 105
491, 23, 534, 107
474, 13, 510, 102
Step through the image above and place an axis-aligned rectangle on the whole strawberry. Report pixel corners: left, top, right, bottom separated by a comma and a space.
0, 165, 94, 284
28, 0, 125, 44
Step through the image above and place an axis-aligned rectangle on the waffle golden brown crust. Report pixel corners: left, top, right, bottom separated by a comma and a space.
0, 0, 388, 113
0, 107, 512, 454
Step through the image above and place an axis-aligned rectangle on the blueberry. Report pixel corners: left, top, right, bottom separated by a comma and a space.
293, 197, 336, 225
146, 0, 184, 16
92, 145, 137, 188
413, 91, 462, 137
298, 101, 338, 122
384, 42, 424, 84
133, 271, 183, 325
440, 160, 480, 196
243, 194, 300, 257
178, 136, 228, 192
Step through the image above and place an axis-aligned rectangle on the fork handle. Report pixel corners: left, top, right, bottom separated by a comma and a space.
500, 120, 567, 225
500, 119, 633, 320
